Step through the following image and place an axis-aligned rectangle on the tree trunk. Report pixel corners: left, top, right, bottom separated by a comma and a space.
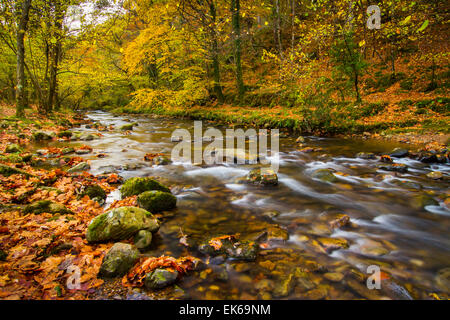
15, 0, 32, 117
209, 1, 224, 103
231, 0, 245, 103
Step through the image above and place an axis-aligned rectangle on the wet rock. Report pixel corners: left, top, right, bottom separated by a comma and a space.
134, 230, 153, 250
121, 177, 171, 198
294, 269, 316, 290
317, 237, 349, 253
273, 274, 294, 297
32, 131, 54, 141
210, 264, 229, 281
86, 206, 160, 243
296, 136, 305, 143
120, 124, 134, 131
137, 190, 177, 213
67, 162, 90, 173
246, 168, 278, 186
79, 185, 107, 203
75, 149, 91, 155
435, 267, 450, 292
5, 144, 22, 153
389, 148, 409, 158
328, 214, 350, 230
381, 279, 413, 300
199, 237, 258, 261
377, 163, 408, 173
356, 152, 376, 160
305, 286, 328, 300
419, 152, 438, 164
324, 272, 344, 283
61, 147, 75, 155
23, 200, 73, 215
427, 171, 443, 180
312, 169, 337, 183
57, 131, 72, 138
411, 194, 439, 209
99, 243, 140, 278
259, 226, 289, 241
153, 156, 171, 166
0, 164, 33, 177
262, 210, 280, 219
144, 268, 178, 289
255, 279, 275, 292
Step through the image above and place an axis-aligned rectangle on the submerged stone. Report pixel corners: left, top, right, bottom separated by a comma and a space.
317, 237, 349, 253
412, 194, 439, 209
99, 243, 140, 278
312, 169, 337, 183
377, 163, 408, 173
199, 237, 258, 261
121, 177, 171, 198
144, 268, 178, 289
86, 206, 160, 243
153, 156, 171, 166
137, 190, 177, 213
426, 171, 443, 180
246, 168, 278, 186
356, 152, 376, 160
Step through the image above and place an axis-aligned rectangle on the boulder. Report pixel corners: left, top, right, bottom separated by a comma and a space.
389, 148, 409, 158
377, 163, 408, 173
312, 169, 337, 183
137, 191, 177, 213
79, 185, 107, 203
426, 171, 443, 180
120, 124, 134, 131
144, 268, 178, 290
5, 144, 22, 154
356, 152, 376, 160
99, 243, 140, 278
120, 177, 171, 198
23, 200, 73, 215
153, 156, 171, 166
134, 230, 153, 250
32, 131, 54, 141
86, 206, 160, 243
246, 168, 278, 186
57, 131, 72, 138
67, 162, 90, 173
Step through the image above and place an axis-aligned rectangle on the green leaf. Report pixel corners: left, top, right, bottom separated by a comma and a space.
417, 20, 429, 33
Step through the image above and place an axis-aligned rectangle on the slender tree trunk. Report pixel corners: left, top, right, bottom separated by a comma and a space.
231, 0, 245, 103
15, 0, 32, 117
272, 0, 283, 58
209, 1, 224, 103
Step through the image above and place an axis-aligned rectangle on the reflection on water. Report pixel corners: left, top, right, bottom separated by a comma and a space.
64, 111, 450, 299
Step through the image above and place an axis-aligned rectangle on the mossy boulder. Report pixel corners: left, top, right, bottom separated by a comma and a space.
134, 230, 153, 250
389, 148, 409, 158
98, 243, 140, 278
5, 144, 22, 154
153, 156, 171, 166
67, 162, 90, 173
32, 131, 54, 141
356, 152, 376, 160
79, 185, 107, 202
0, 154, 23, 163
144, 268, 178, 289
86, 206, 160, 243
23, 200, 73, 215
312, 169, 338, 183
57, 131, 72, 138
137, 191, 177, 213
246, 168, 278, 186
120, 177, 171, 198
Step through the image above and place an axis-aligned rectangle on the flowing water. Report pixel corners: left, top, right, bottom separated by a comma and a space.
63, 111, 450, 299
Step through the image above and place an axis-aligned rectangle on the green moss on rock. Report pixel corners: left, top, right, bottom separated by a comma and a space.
137, 191, 176, 213
99, 243, 140, 278
23, 200, 73, 215
121, 177, 171, 198
86, 206, 160, 243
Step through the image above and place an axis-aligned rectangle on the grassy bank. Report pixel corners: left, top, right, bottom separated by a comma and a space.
99, 96, 449, 138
